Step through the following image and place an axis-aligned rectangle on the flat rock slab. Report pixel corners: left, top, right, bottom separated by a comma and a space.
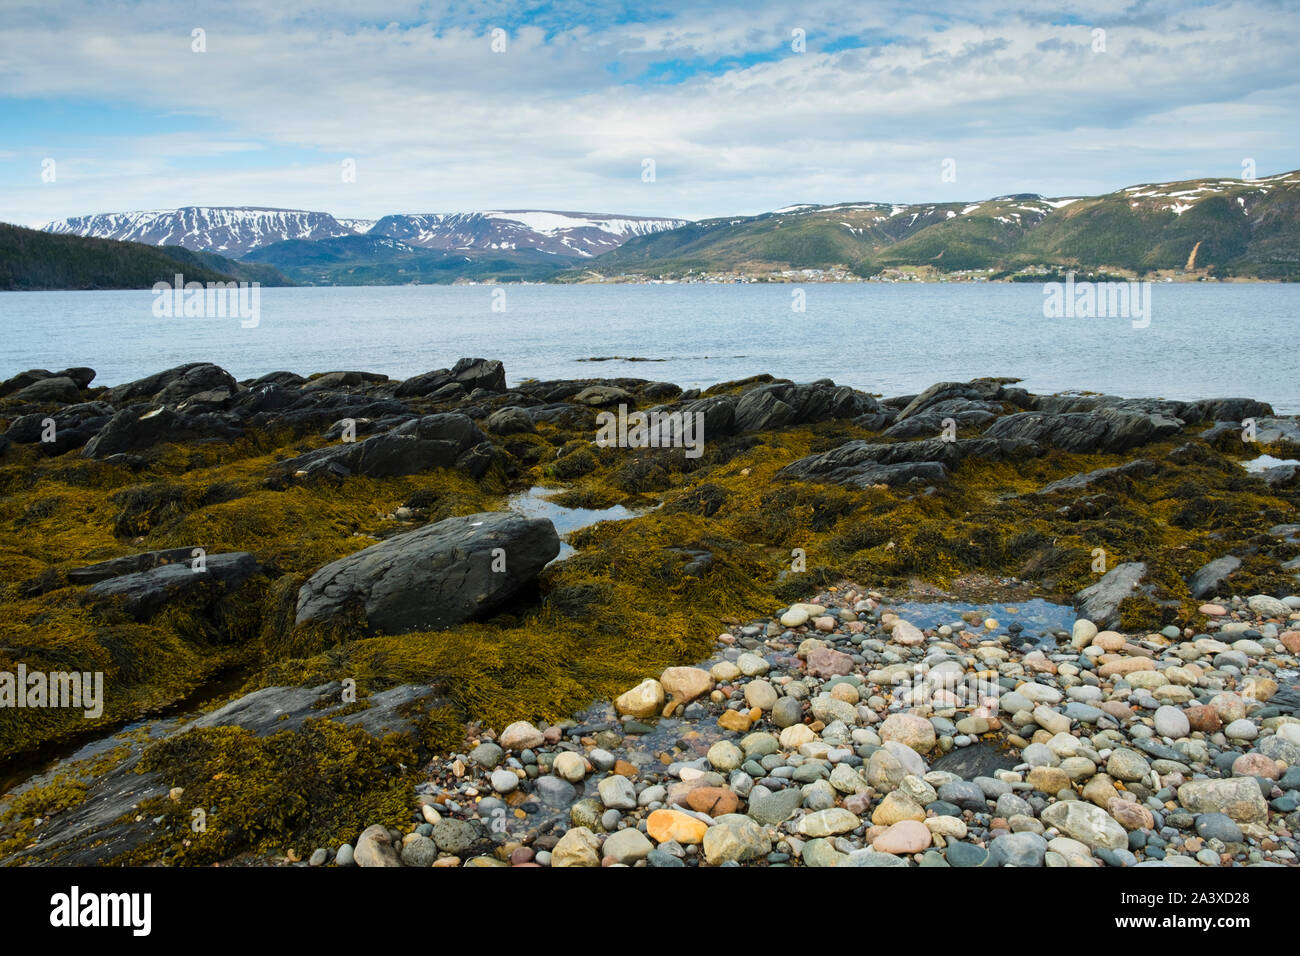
86, 552, 261, 618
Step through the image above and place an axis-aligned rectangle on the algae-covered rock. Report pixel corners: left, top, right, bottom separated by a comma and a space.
1074, 562, 1148, 629
86, 551, 261, 619
276, 412, 489, 479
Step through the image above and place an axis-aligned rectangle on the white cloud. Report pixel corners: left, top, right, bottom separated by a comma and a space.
1, 0, 1297, 226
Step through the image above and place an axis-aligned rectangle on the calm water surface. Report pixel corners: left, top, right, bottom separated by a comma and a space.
2, 283, 1297, 410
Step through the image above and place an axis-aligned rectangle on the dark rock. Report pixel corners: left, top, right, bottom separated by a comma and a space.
0, 368, 54, 397
85, 552, 261, 619
929, 741, 1018, 779
731, 380, 880, 432
57, 367, 95, 389
5, 401, 115, 455
486, 406, 537, 434
295, 511, 559, 634
1194, 812, 1243, 843
881, 400, 1001, 439
245, 370, 305, 389
1074, 562, 1148, 629
395, 358, 506, 397
82, 405, 242, 458
945, 842, 991, 867
574, 384, 634, 406
276, 413, 488, 479
776, 437, 1039, 488
893, 379, 1022, 421
988, 831, 1047, 867
1194, 398, 1273, 422
984, 407, 1183, 453
937, 781, 988, 811
68, 546, 203, 584
1188, 555, 1242, 600
12, 375, 81, 404
301, 370, 389, 391
1038, 459, 1157, 495
100, 362, 238, 406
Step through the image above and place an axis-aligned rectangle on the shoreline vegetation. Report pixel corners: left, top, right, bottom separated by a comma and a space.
0, 358, 1298, 866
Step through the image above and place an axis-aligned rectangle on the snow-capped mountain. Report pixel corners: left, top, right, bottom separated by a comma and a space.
43, 207, 356, 257
367, 210, 689, 258
43, 207, 690, 259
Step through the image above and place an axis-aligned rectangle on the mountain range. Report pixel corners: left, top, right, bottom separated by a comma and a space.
590, 170, 1300, 281
24, 168, 1300, 286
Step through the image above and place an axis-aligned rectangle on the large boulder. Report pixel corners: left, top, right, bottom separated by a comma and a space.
12, 375, 82, 404
731, 381, 879, 432
892, 379, 1027, 422
295, 512, 560, 634
0, 367, 94, 397
301, 370, 389, 391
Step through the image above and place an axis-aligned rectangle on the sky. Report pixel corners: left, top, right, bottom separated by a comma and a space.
1, 0, 1298, 227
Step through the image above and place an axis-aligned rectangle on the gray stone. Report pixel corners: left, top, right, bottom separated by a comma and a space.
988, 832, 1048, 867
295, 512, 559, 634
748, 787, 804, 825
400, 834, 438, 867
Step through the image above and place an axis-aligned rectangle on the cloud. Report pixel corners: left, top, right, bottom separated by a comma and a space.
0, 0, 1297, 226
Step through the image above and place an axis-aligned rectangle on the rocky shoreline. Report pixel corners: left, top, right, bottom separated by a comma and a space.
336, 587, 1300, 868
1, 358, 1298, 866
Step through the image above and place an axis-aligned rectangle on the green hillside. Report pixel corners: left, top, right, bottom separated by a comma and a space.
241, 234, 572, 285
0, 222, 292, 290
581, 171, 1300, 280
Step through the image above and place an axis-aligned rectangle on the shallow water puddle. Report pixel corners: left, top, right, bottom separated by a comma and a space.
884, 598, 1077, 645
506, 486, 643, 560
1241, 454, 1300, 472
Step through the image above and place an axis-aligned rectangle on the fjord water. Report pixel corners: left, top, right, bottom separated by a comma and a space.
2, 282, 1297, 411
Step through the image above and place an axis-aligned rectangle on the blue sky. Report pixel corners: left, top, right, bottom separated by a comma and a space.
1, 0, 1297, 226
